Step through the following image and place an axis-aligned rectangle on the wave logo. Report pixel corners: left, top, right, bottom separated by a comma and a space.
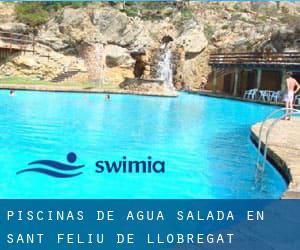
16, 152, 85, 178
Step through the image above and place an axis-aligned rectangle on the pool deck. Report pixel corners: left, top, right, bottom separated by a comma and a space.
0, 84, 178, 97
251, 118, 300, 199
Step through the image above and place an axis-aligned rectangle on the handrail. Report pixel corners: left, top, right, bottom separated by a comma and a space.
210, 52, 300, 56
210, 58, 300, 61
0, 30, 32, 38
255, 108, 300, 188
0, 36, 33, 44
0, 30, 35, 52
256, 108, 300, 171
210, 55, 300, 58
261, 110, 300, 170
209, 52, 300, 65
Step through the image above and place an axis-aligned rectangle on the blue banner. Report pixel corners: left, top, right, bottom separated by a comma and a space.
1, 199, 299, 249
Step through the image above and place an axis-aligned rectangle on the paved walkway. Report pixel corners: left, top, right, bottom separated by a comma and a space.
251, 118, 300, 199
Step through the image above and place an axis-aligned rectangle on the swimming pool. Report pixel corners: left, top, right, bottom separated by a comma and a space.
0, 90, 286, 198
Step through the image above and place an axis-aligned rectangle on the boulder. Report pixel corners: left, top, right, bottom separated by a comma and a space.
0, 22, 29, 33
12, 56, 39, 69
60, 8, 90, 28
176, 20, 208, 54
37, 30, 69, 51
105, 45, 134, 68
58, 8, 100, 44
181, 50, 210, 89
121, 21, 156, 50
92, 8, 129, 43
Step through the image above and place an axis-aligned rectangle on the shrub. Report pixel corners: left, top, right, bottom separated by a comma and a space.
204, 23, 215, 40
15, 2, 88, 27
124, 8, 140, 18
180, 8, 193, 19
281, 6, 289, 14
15, 3, 50, 27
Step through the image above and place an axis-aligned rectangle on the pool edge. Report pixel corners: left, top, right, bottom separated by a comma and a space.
250, 122, 300, 199
184, 90, 285, 107
0, 84, 178, 98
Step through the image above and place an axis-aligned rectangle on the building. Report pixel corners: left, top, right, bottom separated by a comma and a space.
207, 52, 300, 97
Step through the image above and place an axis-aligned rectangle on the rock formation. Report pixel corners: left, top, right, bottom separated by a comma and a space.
0, 2, 299, 90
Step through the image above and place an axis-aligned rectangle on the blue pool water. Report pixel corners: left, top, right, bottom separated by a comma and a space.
0, 90, 286, 198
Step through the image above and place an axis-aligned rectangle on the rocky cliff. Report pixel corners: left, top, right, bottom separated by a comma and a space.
0, 2, 299, 89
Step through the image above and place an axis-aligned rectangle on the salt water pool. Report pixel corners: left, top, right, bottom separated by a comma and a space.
0, 90, 286, 198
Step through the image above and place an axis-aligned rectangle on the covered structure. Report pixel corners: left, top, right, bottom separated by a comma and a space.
208, 52, 300, 97
0, 30, 35, 61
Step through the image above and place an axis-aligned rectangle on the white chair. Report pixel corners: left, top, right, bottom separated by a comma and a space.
259, 90, 269, 101
270, 91, 281, 103
243, 89, 251, 99
249, 88, 258, 99
244, 88, 258, 100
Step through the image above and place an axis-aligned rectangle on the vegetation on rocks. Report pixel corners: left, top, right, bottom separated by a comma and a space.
15, 2, 87, 27
204, 24, 215, 41
15, 3, 50, 27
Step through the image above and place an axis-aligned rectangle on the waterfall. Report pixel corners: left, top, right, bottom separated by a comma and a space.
81, 43, 105, 85
94, 43, 106, 85
157, 46, 175, 91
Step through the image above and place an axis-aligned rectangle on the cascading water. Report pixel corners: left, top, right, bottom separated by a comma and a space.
94, 43, 106, 85
81, 43, 105, 85
157, 45, 175, 91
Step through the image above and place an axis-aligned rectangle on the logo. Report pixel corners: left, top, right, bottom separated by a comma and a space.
16, 152, 85, 178
17, 153, 165, 178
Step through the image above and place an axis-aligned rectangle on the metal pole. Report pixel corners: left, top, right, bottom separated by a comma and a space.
233, 67, 239, 96
256, 68, 262, 89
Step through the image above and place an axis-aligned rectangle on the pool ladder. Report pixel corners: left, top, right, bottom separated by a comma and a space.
255, 108, 300, 185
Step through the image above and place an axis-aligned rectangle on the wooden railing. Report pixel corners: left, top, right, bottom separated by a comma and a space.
209, 52, 300, 65
0, 30, 35, 52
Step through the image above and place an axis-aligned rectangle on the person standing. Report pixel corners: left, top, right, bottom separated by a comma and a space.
284, 72, 300, 120
200, 76, 207, 90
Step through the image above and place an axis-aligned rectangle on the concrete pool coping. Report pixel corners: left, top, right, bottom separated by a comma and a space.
0, 84, 178, 98
0, 85, 291, 103
251, 119, 300, 199
186, 90, 286, 107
